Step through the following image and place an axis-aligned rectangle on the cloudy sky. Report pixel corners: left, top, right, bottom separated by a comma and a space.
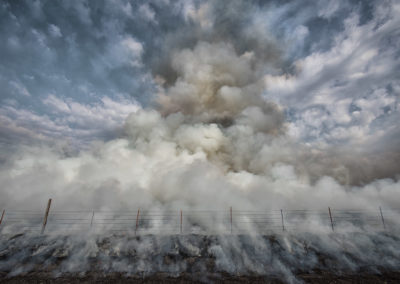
0, 0, 399, 181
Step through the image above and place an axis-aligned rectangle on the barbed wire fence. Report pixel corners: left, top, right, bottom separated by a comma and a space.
0, 199, 398, 235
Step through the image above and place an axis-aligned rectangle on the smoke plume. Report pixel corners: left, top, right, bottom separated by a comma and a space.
0, 0, 400, 281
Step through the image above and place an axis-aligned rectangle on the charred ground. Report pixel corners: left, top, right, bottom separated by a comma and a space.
0, 233, 399, 283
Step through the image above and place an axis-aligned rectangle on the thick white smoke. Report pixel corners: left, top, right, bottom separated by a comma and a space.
0, 40, 398, 213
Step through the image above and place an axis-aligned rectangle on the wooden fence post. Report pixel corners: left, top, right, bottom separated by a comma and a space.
180, 210, 183, 234
135, 209, 140, 236
90, 211, 95, 228
0, 210, 5, 228
280, 209, 285, 231
379, 206, 386, 230
41, 199, 52, 234
230, 207, 232, 234
328, 207, 334, 232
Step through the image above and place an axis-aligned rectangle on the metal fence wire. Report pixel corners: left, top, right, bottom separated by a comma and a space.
0, 201, 398, 235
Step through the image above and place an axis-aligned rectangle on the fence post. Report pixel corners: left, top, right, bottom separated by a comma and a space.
180, 210, 183, 234
90, 211, 95, 228
280, 209, 285, 232
0, 210, 5, 228
379, 206, 386, 230
135, 209, 140, 236
328, 207, 334, 232
41, 199, 52, 234
230, 207, 232, 234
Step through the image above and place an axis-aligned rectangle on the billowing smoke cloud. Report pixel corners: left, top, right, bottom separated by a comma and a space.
1, 36, 399, 212
0, 0, 398, 214
0, 0, 400, 280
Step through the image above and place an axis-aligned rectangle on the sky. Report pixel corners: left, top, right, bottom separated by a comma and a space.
1, 0, 398, 150
0, 0, 399, 210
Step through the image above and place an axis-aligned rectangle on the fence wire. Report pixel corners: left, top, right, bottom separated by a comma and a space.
0, 206, 399, 235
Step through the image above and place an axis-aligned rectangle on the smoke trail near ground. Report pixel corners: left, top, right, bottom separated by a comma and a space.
1, 233, 400, 282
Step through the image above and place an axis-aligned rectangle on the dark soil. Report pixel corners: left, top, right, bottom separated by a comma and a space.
1, 272, 400, 283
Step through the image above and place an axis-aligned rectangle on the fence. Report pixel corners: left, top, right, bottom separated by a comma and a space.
0, 199, 398, 235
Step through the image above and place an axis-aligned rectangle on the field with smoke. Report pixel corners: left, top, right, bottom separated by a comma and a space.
0, 0, 399, 282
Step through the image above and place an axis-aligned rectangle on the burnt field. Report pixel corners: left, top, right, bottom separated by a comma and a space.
1, 233, 400, 283
2, 272, 400, 283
